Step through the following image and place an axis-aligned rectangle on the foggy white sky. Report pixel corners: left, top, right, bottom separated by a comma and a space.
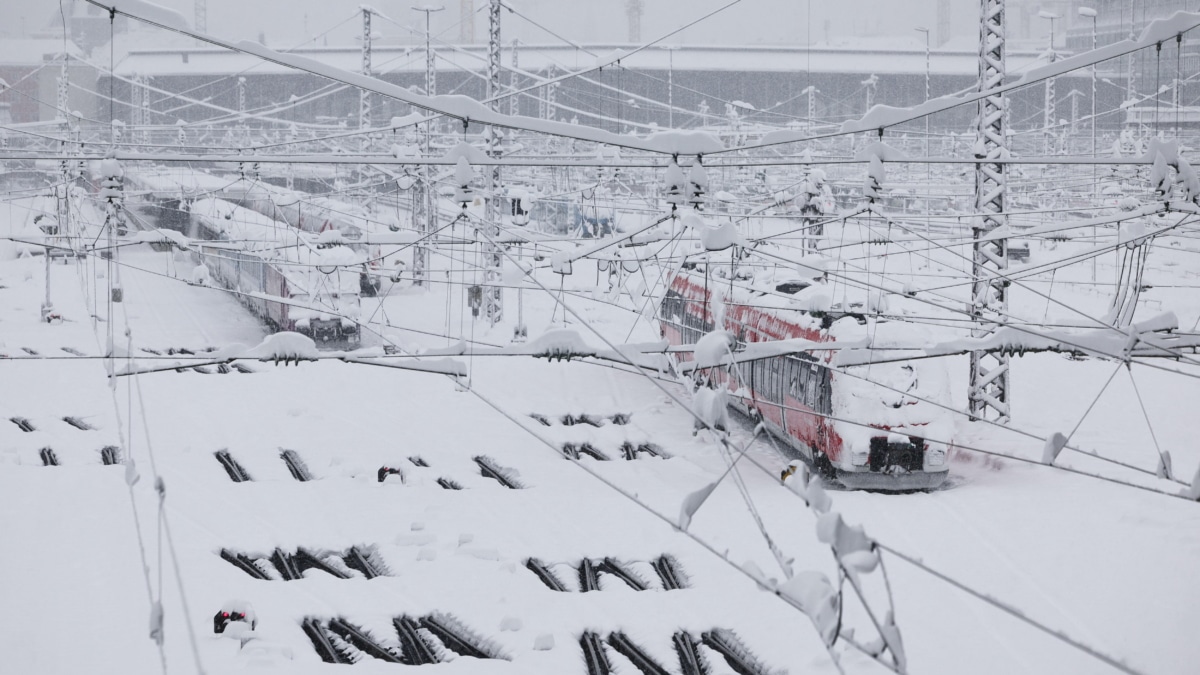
3, 0, 983, 48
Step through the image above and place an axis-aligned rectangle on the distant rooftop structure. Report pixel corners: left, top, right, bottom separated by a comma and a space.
113, 42, 1049, 79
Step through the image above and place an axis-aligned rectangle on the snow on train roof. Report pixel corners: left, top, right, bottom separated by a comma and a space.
191, 197, 301, 248
192, 199, 364, 301
125, 168, 234, 197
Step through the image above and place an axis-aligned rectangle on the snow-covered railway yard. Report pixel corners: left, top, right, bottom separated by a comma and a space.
5, 2, 1200, 673
3, 190, 1200, 673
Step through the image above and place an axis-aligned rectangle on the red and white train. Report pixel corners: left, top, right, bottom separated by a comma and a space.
660, 271, 952, 490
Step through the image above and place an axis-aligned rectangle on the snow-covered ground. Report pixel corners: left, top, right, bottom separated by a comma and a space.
2, 182, 1198, 675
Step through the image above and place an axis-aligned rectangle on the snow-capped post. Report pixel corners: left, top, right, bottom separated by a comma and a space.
484, 0, 504, 325
969, 0, 1012, 424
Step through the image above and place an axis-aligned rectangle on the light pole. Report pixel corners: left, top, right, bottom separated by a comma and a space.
915, 26, 931, 235
1079, 6, 1098, 281
661, 45, 680, 129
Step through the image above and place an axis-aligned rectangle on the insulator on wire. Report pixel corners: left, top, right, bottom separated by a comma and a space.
664, 159, 686, 208
687, 158, 708, 208
453, 157, 475, 207
98, 158, 123, 205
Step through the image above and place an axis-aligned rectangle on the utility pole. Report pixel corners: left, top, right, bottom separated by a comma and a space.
194, 0, 206, 32
969, 0, 1011, 423
484, 0, 503, 324
360, 7, 373, 152
412, 5, 444, 287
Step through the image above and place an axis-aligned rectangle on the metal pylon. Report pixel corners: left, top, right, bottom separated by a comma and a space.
969, 0, 1011, 423
412, 171, 429, 286
141, 76, 151, 145
509, 39, 520, 117
484, 0, 504, 325
360, 7, 372, 151
1043, 52, 1056, 155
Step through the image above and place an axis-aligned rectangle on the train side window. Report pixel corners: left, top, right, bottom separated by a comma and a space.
775, 358, 788, 404
818, 366, 832, 414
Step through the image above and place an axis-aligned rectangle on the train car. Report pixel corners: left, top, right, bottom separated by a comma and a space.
659, 271, 952, 490
190, 198, 362, 344
217, 181, 383, 296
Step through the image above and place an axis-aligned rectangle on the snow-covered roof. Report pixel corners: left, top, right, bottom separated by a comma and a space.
0, 39, 82, 66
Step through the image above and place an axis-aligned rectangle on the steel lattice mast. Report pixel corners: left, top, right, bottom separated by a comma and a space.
141, 76, 151, 145
484, 0, 503, 324
360, 7, 372, 151
969, 0, 1011, 422
509, 39, 520, 117
412, 5, 444, 288
47, 55, 72, 321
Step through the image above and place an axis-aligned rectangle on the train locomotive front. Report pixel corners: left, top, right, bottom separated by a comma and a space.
660, 272, 952, 491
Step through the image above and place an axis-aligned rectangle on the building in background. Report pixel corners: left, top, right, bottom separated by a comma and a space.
1065, 0, 1199, 101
